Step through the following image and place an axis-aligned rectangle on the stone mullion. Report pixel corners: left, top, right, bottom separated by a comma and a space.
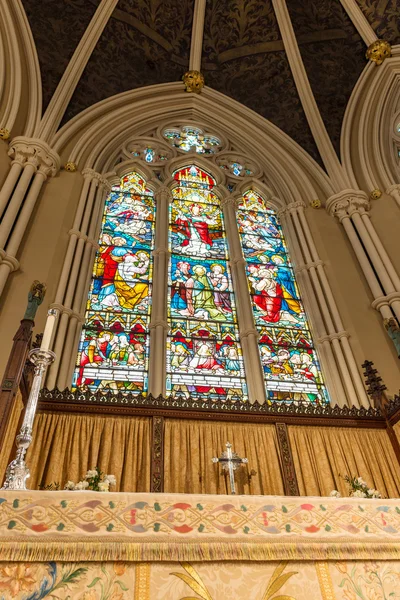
148, 186, 171, 397
221, 196, 266, 404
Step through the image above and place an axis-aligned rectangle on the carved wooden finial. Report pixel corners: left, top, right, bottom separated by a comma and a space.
362, 360, 387, 408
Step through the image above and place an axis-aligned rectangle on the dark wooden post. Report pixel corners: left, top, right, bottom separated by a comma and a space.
150, 416, 164, 492
362, 360, 400, 467
275, 422, 300, 495
0, 281, 46, 454
0, 320, 34, 448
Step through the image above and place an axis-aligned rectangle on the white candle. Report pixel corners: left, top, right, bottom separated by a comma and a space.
40, 309, 59, 351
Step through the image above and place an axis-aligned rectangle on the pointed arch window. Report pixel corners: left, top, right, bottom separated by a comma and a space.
72, 151, 328, 405
237, 190, 328, 404
72, 171, 155, 393
167, 165, 247, 401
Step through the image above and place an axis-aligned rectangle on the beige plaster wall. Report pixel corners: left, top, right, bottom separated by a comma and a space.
0, 162, 83, 377
369, 193, 400, 276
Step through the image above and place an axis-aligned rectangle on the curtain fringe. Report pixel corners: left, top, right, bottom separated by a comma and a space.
2, 540, 400, 562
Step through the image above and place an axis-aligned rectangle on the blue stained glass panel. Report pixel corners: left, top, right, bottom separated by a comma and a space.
72, 172, 155, 393
238, 190, 329, 404
167, 165, 248, 402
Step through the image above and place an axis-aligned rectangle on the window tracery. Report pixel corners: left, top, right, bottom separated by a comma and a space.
72, 126, 328, 405
163, 125, 221, 154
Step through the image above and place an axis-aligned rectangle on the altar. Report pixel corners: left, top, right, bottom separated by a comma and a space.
1, 490, 400, 599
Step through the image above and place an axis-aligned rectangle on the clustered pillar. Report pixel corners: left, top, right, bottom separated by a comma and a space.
46, 169, 111, 390
0, 137, 60, 296
280, 200, 369, 408
327, 190, 400, 323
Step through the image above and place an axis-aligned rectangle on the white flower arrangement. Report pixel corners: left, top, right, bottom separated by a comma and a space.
330, 475, 382, 499
64, 467, 116, 492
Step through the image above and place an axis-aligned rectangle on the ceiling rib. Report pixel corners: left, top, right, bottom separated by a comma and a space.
338, 0, 377, 46
189, 0, 206, 71
37, 0, 118, 143
271, 0, 351, 191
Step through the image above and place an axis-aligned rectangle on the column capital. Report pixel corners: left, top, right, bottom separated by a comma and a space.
318, 331, 350, 344
286, 200, 306, 214
93, 172, 112, 192
294, 259, 324, 275
81, 168, 108, 188
326, 189, 369, 221
221, 195, 240, 211
155, 185, 173, 204
8, 137, 60, 178
81, 167, 98, 180
149, 319, 168, 331
152, 247, 170, 257
239, 328, 259, 340
277, 200, 306, 218
370, 295, 390, 312
68, 228, 87, 242
0, 253, 19, 272
386, 184, 400, 198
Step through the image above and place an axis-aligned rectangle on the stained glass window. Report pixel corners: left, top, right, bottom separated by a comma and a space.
72, 172, 155, 394
167, 165, 247, 401
163, 126, 221, 154
219, 162, 253, 177
238, 190, 328, 404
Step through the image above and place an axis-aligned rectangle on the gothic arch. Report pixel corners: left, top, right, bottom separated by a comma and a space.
52, 83, 335, 206
0, 0, 42, 138
341, 46, 400, 192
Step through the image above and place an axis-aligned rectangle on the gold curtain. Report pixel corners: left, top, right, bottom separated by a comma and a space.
26, 412, 152, 491
164, 418, 284, 495
394, 421, 400, 445
0, 390, 24, 482
288, 425, 400, 498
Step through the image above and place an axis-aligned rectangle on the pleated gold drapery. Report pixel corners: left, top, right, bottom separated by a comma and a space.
394, 421, 400, 445
163, 418, 285, 495
0, 390, 24, 483
288, 426, 400, 498
25, 412, 152, 491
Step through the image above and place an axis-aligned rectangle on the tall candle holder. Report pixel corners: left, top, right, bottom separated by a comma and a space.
1, 307, 59, 490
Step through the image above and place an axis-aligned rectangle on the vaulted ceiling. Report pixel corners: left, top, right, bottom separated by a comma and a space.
21, 0, 400, 166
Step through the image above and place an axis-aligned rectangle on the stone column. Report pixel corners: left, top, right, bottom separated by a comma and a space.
281, 201, 369, 408
46, 169, 105, 389
56, 177, 111, 390
221, 196, 266, 404
0, 138, 60, 297
148, 186, 171, 397
387, 184, 400, 210
327, 190, 399, 322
